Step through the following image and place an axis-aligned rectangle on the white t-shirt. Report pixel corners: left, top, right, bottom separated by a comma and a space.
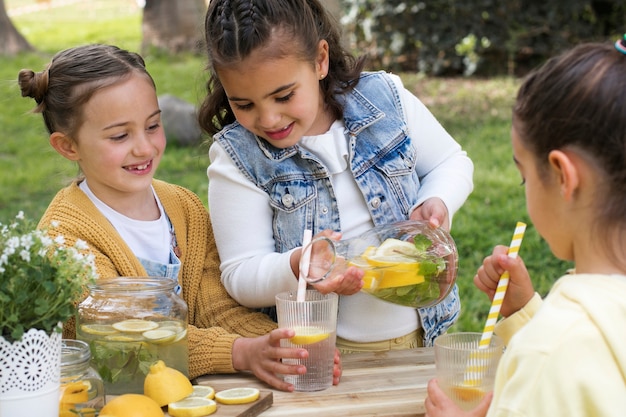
208, 73, 474, 341
79, 180, 170, 264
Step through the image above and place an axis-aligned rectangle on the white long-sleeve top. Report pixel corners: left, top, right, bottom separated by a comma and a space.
208, 73, 473, 342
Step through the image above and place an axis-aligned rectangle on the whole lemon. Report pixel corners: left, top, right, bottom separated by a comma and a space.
100, 394, 164, 417
144, 360, 193, 407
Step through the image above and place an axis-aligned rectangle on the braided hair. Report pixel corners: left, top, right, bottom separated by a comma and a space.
198, 0, 365, 135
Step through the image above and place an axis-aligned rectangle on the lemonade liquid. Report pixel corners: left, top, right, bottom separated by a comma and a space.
281, 328, 336, 391
77, 319, 188, 395
441, 382, 488, 411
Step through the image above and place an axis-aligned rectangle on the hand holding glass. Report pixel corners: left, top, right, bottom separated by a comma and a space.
434, 332, 504, 411
275, 290, 338, 392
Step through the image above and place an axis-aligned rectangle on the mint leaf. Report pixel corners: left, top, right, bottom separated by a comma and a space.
413, 234, 432, 253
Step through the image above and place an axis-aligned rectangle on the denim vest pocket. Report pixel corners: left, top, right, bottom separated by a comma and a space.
268, 179, 318, 213
375, 138, 417, 177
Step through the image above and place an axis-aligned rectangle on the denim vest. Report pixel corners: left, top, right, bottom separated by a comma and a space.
214, 71, 459, 346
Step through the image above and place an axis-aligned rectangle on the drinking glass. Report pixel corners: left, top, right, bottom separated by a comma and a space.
434, 332, 504, 411
275, 290, 338, 391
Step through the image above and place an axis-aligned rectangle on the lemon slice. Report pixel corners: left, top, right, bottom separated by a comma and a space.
214, 387, 260, 405
105, 334, 145, 342
187, 385, 215, 400
355, 239, 424, 290
79, 323, 119, 336
168, 398, 217, 417
451, 385, 485, 402
375, 238, 420, 258
142, 329, 176, 344
289, 326, 330, 345
112, 319, 159, 333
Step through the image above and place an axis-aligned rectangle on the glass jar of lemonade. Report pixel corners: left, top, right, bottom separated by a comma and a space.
60, 339, 105, 416
301, 220, 458, 308
76, 277, 188, 395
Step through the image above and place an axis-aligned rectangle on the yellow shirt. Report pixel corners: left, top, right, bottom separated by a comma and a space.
39, 180, 277, 379
489, 274, 626, 416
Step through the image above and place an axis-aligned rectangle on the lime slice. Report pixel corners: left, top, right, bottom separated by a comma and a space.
112, 319, 158, 333
168, 397, 217, 417
289, 326, 330, 345
142, 329, 176, 344
215, 387, 259, 405
79, 324, 119, 336
187, 385, 215, 400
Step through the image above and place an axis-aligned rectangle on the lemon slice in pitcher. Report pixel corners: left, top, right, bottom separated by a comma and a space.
360, 239, 424, 289
112, 319, 159, 333
79, 323, 119, 336
289, 326, 330, 345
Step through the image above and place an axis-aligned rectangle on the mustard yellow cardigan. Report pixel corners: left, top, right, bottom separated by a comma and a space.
38, 180, 277, 379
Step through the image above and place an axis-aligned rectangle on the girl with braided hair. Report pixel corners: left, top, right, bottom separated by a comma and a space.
19, 43, 341, 392
199, 0, 474, 352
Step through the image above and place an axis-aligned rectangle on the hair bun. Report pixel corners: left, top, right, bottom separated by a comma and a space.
18, 68, 49, 104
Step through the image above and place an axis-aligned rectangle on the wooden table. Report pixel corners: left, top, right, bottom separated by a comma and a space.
192, 347, 435, 417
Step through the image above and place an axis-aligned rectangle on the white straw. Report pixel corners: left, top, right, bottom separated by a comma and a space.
297, 229, 313, 302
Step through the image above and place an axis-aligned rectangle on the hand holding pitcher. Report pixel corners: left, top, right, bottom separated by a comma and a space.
300, 220, 458, 308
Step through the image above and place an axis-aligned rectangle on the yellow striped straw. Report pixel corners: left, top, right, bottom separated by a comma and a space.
479, 221, 527, 348
463, 222, 527, 387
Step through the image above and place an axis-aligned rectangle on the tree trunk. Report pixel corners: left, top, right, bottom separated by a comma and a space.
0, 0, 34, 55
141, 0, 206, 55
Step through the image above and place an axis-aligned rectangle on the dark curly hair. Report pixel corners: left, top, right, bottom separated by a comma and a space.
198, 0, 365, 136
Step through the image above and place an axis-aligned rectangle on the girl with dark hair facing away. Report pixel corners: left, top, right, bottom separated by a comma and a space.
426, 39, 626, 416
19, 43, 342, 392
199, 0, 474, 351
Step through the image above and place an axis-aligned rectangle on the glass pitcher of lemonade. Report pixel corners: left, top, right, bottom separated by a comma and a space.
300, 220, 458, 308
76, 277, 188, 395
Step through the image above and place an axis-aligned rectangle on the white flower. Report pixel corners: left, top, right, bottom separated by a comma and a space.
75, 239, 88, 251
19, 249, 30, 262
1, 213, 98, 341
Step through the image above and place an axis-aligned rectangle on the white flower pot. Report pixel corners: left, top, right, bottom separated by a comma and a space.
0, 327, 62, 417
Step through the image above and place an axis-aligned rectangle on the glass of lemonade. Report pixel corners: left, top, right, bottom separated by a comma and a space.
275, 290, 338, 392
76, 277, 188, 395
434, 332, 504, 411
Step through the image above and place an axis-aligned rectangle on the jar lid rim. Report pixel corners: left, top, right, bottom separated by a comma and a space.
61, 339, 91, 366
87, 276, 176, 292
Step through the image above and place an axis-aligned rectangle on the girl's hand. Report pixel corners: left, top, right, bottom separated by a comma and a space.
425, 379, 492, 417
473, 245, 535, 317
312, 265, 364, 295
232, 328, 344, 391
333, 348, 342, 385
410, 197, 450, 230
232, 328, 307, 391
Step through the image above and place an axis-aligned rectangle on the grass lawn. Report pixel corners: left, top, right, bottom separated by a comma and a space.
0, 0, 572, 332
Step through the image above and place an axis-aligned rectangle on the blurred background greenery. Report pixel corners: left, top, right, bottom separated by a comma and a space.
1, 0, 585, 332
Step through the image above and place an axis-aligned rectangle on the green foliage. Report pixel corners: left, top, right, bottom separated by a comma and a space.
0, 0, 573, 334
341, 0, 624, 75
0, 212, 98, 341
405, 77, 574, 332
